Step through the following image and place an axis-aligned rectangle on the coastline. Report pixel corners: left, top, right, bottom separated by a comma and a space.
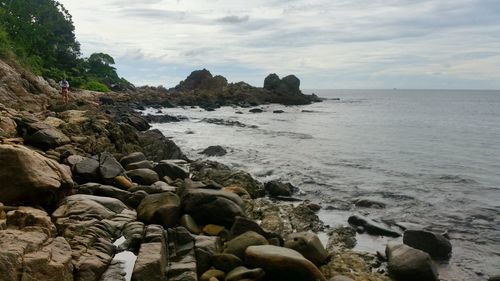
1, 59, 495, 281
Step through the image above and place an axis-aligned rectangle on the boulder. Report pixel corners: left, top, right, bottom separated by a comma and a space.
181, 189, 245, 228
6, 207, 57, 236
194, 169, 265, 198
21, 237, 73, 281
126, 160, 154, 170
264, 180, 296, 197
120, 152, 147, 167
127, 116, 150, 131
489, 275, 500, 281
126, 168, 160, 185
347, 215, 400, 237
212, 253, 242, 272
245, 245, 326, 281
26, 128, 70, 150
73, 157, 100, 182
137, 192, 180, 228
224, 231, 269, 259
403, 230, 452, 259
353, 198, 386, 209
199, 145, 227, 157
138, 129, 187, 161
0, 116, 17, 137
385, 243, 438, 281
284, 232, 328, 265
99, 152, 126, 181
263, 73, 281, 90
226, 266, 265, 281
200, 269, 225, 281
281, 75, 301, 94
153, 160, 189, 180
0, 144, 73, 206
132, 242, 167, 281
249, 108, 263, 113
180, 214, 201, 235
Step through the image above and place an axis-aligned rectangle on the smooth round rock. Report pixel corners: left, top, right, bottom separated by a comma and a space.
212, 253, 242, 272
226, 266, 265, 281
200, 269, 225, 281
244, 245, 326, 281
223, 231, 268, 259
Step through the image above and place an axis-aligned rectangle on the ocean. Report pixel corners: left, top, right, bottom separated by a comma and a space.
145, 89, 500, 281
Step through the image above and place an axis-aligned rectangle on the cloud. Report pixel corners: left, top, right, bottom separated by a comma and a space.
217, 15, 250, 24
58, 0, 500, 89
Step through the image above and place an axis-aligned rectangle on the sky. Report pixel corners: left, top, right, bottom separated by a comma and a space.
59, 0, 500, 89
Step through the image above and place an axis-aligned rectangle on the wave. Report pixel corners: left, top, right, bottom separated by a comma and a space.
435, 174, 479, 184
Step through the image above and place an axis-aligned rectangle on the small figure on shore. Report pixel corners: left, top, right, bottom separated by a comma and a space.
59, 79, 70, 104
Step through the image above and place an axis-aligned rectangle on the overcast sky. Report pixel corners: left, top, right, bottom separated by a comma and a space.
59, 0, 500, 89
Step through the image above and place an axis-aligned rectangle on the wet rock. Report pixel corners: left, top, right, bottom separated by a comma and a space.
137, 192, 181, 228
273, 110, 285, 114
264, 180, 296, 197
200, 269, 225, 281
114, 175, 134, 189
120, 152, 147, 167
284, 232, 328, 265
290, 201, 324, 233
229, 216, 274, 240
129, 182, 177, 194
353, 198, 386, 209
224, 231, 269, 259
138, 129, 187, 161
326, 226, 357, 251
0, 144, 73, 207
245, 245, 326, 281
385, 243, 438, 281
249, 108, 263, 113
489, 275, 500, 281
403, 230, 452, 259
145, 114, 187, 123
212, 253, 242, 272
181, 189, 245, 228
199, 145, 227, 157
26, 127, 70, 150
126, 168, 160, 185
226, 266, 265, 281
127, 116, 150, 131
180, 214, 201, 234
193, 169, 265, 198
222, 185, 251, 198
154, 160, 189, 180
347, 215, 400, 237
126, 160, 154, 170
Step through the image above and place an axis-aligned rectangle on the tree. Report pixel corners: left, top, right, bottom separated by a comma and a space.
0, 0, 80, 74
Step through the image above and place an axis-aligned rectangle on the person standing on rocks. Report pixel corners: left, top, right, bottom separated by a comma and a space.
59, 79, 70, 104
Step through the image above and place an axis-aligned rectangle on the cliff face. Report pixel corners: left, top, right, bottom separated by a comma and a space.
0, 59, 57, 112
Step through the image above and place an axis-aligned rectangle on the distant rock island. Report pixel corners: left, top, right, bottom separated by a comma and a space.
130, 69, 321, 110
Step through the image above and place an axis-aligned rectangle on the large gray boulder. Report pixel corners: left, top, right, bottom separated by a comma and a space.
403, 229, 452, 259
126, 168, 160, 185
385, 242, 438, 281
153, 160, 189, 180
26, 127, 70, 150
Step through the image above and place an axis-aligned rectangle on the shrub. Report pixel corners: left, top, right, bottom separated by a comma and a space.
81, 80, 111, 92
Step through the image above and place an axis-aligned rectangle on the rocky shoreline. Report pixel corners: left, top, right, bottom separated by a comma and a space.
1, 58, 492, 281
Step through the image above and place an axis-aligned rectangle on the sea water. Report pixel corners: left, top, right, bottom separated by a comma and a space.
146, 89, 500, 281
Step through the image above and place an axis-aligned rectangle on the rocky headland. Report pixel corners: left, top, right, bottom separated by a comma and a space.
0, 58, 462, 281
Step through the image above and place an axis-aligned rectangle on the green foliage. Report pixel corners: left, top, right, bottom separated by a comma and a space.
81, 80, 111, 93
0, 1, 133, 91
0, 25, 12, 58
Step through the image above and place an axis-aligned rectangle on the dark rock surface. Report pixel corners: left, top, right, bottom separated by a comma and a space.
386, 242, 438, 281
348, 214, 400, 237
199, 145, 227, 157
403, 229, 452, 259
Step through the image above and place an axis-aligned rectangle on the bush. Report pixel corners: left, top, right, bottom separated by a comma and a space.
81, 80, 111, 92
0, 25, 12, 58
